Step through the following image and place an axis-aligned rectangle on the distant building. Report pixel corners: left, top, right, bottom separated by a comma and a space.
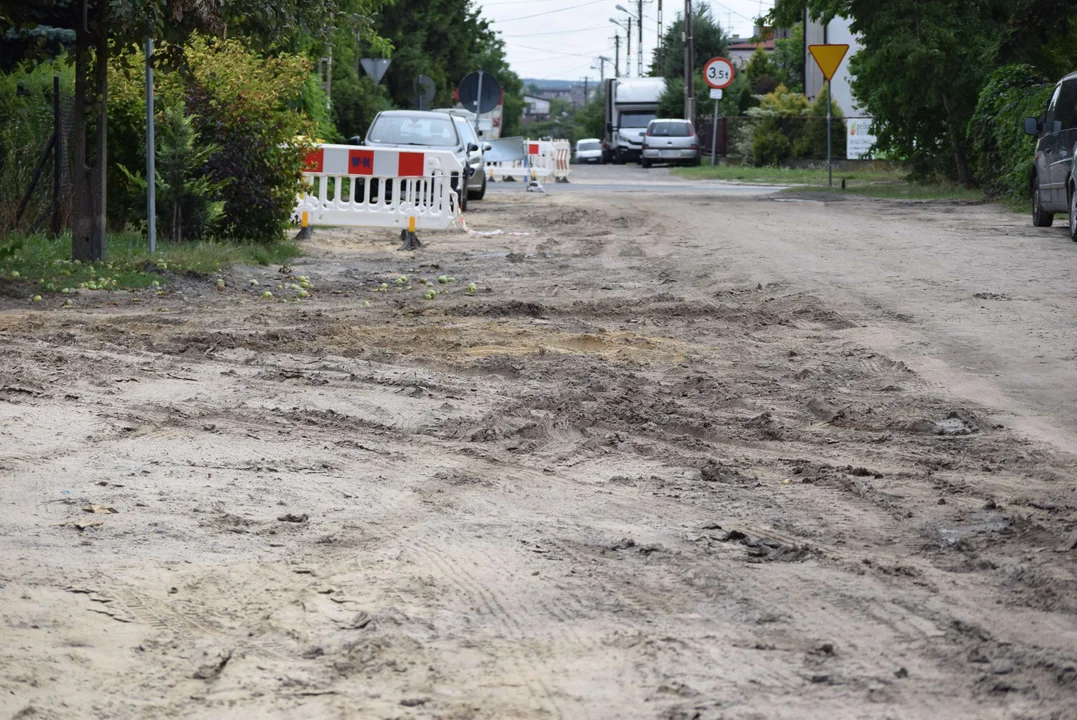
728, 37, 775, 68
522, 95, 551, 124
803, 15, 866, 117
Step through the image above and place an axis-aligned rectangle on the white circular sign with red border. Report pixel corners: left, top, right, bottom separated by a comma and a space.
704, 57, 735, 89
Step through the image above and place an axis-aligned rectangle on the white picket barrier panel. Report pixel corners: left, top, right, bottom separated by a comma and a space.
552, 140, 571, 182
292, 144, 463, 231
487, 139, 573, 181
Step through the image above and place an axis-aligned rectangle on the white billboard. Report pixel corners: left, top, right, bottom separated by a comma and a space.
847, 118, 876, 159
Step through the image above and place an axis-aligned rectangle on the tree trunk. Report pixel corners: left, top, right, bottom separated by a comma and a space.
70, 0, 107, 263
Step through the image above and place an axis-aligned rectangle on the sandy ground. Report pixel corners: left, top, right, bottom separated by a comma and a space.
2, 166, 1076, 719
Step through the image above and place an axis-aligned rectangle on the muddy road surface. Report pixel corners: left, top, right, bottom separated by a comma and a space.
3, 168, 1077, 719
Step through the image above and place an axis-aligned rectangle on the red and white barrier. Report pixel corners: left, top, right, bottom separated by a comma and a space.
487, 139, 570, 182
292, 144, 464, 231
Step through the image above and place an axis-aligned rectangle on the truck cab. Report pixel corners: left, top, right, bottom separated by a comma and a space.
603, 77, 666, 164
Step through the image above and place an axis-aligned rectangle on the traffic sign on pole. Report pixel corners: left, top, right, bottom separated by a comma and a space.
807, 45, 849, 189
703, 57, 735, 89
808, 44, 848, 81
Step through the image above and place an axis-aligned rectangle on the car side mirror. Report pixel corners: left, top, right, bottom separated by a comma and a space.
1023, 117, 1039, 136
606, 123, 613, 133
483, 142, 492, 152
468, 142, 479, 153
348, 135, 362, 145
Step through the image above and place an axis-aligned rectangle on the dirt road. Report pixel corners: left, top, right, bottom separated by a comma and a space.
3, 166, 1076, 719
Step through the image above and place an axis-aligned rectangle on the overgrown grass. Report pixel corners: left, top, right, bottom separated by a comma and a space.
672, 164, 910, 185
0, 231, 301, 295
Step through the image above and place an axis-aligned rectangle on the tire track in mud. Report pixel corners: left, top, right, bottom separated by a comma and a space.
403, 536, 572, 719
80, 573, 292, 661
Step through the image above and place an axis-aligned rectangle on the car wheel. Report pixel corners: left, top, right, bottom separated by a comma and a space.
469, 174, 487, 201
641, 157, 651, 168
1032, 175, 1053, 227
1069, 184, 1077, 241
458, 188, 468, 213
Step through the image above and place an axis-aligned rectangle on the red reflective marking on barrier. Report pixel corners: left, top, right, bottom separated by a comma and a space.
348, 149, 374, 175
398, 152, 425, 177
528, 143, 539, 155
303, 148, 324, 172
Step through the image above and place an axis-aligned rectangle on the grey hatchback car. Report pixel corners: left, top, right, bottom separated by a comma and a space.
640, 119, 700, 168
1024, 71, 1077, 239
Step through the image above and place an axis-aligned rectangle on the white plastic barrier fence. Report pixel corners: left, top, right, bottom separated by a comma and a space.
487, 139, 570, 182
292, 144, 463, 231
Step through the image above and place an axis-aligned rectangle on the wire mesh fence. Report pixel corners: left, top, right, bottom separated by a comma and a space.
0, 72, 76, 237
694, 115, 875, 165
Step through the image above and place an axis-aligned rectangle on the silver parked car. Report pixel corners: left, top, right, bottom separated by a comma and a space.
362, 110, 485, 209
640, 119, 701, 168
451, 116, 489, 200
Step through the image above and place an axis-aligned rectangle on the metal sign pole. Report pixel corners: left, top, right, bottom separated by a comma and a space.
711, 99, 718, 166
145, 36, 156, 254
474, 70, 484, 138
826, 78, 832, 187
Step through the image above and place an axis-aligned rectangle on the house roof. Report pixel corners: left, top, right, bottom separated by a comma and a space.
729, 39, 775, 51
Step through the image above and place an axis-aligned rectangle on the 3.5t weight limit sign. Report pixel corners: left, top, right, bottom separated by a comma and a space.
704, 57, 735, 89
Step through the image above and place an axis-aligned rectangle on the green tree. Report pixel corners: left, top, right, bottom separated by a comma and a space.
652, 4, 728, 82
745, 46, 778, 95
770, 0, 1077, 183
371, 0, 524, 137
772, 23, 804, 92
0, 0, 385, 260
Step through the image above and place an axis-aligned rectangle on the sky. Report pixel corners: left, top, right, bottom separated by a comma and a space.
475, 0, 775, 82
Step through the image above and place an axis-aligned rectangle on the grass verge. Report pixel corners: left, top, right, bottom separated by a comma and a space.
672, 164, 910, 185
0, 231, 301, 295
672, 164, 986, 202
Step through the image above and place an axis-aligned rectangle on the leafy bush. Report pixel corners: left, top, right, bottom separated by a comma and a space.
967, 64, 1054, 198
795, 87, 846, 160
109, 36, 316, 242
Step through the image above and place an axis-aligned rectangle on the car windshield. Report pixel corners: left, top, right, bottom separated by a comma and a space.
649, 121, 692, 137
367, 114, 459, 147
620, 112, 656, 128
577, 141, 601, 151
455, 119, 478, 145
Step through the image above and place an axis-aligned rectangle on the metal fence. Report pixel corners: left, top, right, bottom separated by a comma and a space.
694, 115, 875, 164
0, 74, 75, 237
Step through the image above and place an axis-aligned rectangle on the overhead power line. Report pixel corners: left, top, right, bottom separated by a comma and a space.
493, 0, 606, 23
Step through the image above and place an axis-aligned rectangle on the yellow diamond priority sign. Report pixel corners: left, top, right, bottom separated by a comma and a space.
808, 44, 849, 81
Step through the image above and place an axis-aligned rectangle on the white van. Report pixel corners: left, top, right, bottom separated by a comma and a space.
575, 138, 603, 164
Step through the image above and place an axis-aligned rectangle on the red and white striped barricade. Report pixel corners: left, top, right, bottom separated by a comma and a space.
292, 144, 463, 231
552, 140, 571, 182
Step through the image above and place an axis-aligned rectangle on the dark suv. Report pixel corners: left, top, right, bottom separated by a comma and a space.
1024, 71, 1077, 239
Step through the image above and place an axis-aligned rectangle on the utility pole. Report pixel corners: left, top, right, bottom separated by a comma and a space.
614, 35, 621, 78
638, 0, 644, 77
595, 56, 610, 83
658, 0, 663, 65
684, 0, 695, 121
583, 76, 589, 106
626, 17, 632, 77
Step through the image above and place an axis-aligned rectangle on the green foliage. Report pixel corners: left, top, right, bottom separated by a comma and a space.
773, 24, 805, 93
745, 48, 778, 95
119, 101, 227, 241
967, 64, 1054, 198
735, 84, 844, 166
769, 0, 1077, 184
109, 36, 317, 242
653, 5, 728, 81
0, 229, 300, 292
0, 59, 74, 235
372, 0, 524, 137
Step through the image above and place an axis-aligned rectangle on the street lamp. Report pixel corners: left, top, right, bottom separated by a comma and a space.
609, 17, 631, 77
